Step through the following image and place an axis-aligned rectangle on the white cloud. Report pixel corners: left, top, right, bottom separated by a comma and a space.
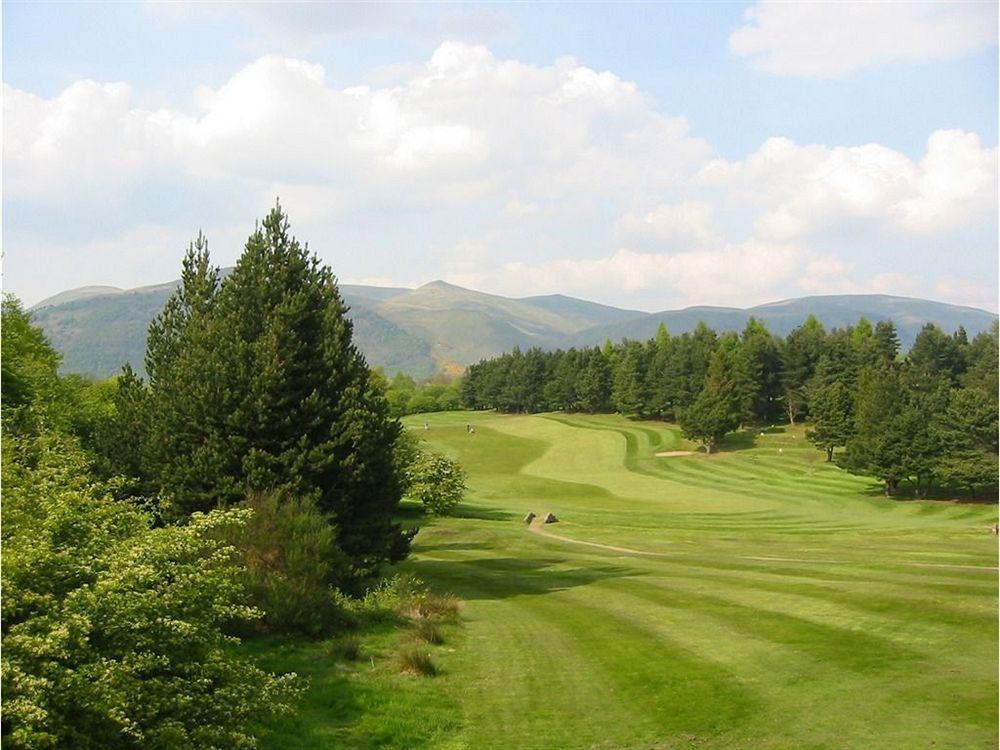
730, 1, 997, 78
4, 43, 710, 215
3, 41, 995, 312
615, 201, 719, 248
698, 130, 997, 239
446, 241, 814, 309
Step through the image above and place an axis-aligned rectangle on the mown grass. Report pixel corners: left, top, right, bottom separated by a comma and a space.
252, 411, 997, 750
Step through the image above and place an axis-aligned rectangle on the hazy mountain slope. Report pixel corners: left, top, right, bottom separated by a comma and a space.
31, 287, 177, 379
33, 285, 126, 308
30, 280, 435, 379
517, 293, 645, 329
568, 295, 998, 349
375, 281, 594, 368
28, 275, 997, 379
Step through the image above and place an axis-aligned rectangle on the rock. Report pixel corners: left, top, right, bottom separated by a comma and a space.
524, 512, 536, 524
543, 512, 558, 524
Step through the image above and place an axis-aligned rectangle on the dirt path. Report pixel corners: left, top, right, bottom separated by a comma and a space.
655, 450, 694, 457
527, 518, 673, 557
525, 520, 998, 571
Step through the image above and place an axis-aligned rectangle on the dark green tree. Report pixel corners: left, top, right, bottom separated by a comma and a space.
873, 320, 901, 367
933, 387, 999, 498
806, 381, 854, 462
679, 337, 742, 453
780, 315, 826, 424
577, 348, 612, 413
141, 205, 409, 584
612, 341, 649, 416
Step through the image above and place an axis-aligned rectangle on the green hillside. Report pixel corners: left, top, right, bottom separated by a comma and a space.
377, 281, 605, 371
252, 411, 998, 749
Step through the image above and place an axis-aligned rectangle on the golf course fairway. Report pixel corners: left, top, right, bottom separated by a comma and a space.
256, 411, 998, 750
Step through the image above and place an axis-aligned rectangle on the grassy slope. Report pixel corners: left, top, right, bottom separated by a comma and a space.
253, 412, 998, 750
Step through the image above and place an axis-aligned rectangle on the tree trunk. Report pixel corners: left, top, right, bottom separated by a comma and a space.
826, 446, 834, 462
787, 400, 795, 426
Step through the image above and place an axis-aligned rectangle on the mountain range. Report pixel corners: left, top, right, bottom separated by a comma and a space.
28, 276, 998, 380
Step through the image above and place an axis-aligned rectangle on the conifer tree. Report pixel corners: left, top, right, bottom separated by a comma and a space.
141, 205, 409, 583
806, 381, 854, 462
612, 341, 649, 415
679, 337, 742, 453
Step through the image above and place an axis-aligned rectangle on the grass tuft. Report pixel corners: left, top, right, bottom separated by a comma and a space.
337, 635, 362, 661
407, 619, 444, 645
394, 646, 437, 677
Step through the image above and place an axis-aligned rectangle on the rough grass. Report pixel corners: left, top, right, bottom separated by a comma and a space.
406, 619, 444, 645
250, 411, 998, 750
394, 646, 438, 677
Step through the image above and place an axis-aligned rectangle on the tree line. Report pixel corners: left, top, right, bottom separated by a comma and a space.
461, 316, 998, 498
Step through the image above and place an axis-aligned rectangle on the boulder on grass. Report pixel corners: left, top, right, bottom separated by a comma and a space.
543, 512, 558, 524
524, 512, 536, 524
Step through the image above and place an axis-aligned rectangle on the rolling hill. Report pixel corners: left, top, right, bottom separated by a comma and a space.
27, 276, 997, 380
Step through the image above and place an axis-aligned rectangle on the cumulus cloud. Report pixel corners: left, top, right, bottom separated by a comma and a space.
698, 130, 997, 239
615, 201, 719, 248
3, 40, 995, 312
447, 241, 818, 309
730, 1, 997, 78
4, 43, 710, 215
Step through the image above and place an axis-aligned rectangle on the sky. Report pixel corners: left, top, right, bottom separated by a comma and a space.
3, 1, 998, 312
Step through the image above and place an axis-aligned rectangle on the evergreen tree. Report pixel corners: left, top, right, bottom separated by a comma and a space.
780, 315, 826, 424
141, 205, 409, 583
907, 323, 965, 387
806, 381, 854, 462
845, 368, 909, 495
873, 320, 901, 367
612, 341, 649, 415
933, 387, 999, 498
577, 348, 612, 413
679, 338, 742, 453
735, 318, 782, 424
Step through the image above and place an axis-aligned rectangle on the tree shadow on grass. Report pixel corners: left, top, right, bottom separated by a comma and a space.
449, 504, 518, 522
856, 479, 999, 505
414, 540, 498, 553
714, 429, 758, 453
405, 555, 638, 602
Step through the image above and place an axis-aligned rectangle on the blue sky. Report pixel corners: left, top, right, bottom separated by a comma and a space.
4, 1, 998, 311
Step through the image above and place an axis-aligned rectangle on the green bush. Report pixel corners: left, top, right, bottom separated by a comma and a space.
405, 451, 467, 515
228, 491, 351, 638
1, 435, 299, 749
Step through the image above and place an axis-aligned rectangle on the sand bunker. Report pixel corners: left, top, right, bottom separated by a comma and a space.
655, 450, 694, 457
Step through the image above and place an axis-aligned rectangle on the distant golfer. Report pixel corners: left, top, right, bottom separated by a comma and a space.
423, 422, 429, 431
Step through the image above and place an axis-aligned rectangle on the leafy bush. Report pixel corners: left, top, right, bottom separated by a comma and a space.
226, 491, 350, 637
405, 451, 467, 515
1, 436, 300, 749
342, 573, 426, 624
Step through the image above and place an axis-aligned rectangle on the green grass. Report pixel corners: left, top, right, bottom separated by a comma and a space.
252, 411, 998, 750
